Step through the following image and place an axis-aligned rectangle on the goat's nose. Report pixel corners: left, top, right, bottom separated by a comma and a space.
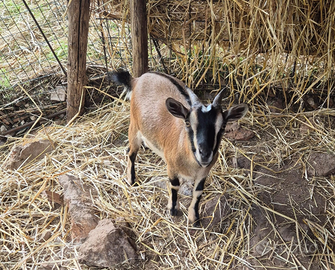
199, 146, 211, 158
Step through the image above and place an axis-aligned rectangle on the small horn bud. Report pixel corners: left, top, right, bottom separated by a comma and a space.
186, 87, 200, 106
212, 87, 227, 108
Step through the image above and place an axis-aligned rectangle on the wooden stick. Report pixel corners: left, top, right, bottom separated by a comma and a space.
0, 110, 66, 136
66, 0, 91, 122
130, 0, 148, 77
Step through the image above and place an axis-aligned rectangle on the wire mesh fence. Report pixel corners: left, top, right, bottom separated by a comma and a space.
1, 0, 335, 137
0, 0, 67, 92
0, 0, 136, 135
0, 0, 127, 105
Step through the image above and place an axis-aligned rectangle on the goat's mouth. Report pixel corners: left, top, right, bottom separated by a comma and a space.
196, 151, 213, 168
200, 160, 212, 167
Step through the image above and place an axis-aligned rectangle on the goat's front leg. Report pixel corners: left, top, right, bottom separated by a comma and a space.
188, 177, 206, 225
167, 176, 180, 216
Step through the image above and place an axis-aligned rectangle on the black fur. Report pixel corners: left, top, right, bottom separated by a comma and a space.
193, 178, 206, 223
170, 177, 180, 216
129, 152, 137, 185
195, 178, 205, 191
109, 70, 132, 89
196, 108, 217, 157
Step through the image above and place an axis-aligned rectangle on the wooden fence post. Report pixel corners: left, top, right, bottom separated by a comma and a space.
130, 0, 148, 77
67, 0, 91, 123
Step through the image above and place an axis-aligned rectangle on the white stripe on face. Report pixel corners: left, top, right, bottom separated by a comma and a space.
201, 104, 212, 113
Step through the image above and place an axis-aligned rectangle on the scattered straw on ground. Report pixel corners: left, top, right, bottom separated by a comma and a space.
0, 99, 334, 269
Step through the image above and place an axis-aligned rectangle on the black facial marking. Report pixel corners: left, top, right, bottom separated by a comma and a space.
149, 72, 192, 106
196, 107, 217, 153
183, 113, 196, 152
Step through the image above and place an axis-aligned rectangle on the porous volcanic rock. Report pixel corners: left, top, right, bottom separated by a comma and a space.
4, 139, 56, 170
78, 219, 137, 268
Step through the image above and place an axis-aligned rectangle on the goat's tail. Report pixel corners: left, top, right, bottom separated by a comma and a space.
109, 70, 133, 100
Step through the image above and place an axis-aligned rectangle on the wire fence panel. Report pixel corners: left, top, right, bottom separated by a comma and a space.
0, 0, 132, 136
0, 0, 122, 106
0, 0, 67, 92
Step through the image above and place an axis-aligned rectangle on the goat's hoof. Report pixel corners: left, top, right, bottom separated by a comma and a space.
170, 208, 179, 216
127, 180, 139, 187
192, 219, 201, 227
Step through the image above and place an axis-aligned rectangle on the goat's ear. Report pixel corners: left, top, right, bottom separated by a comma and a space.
223, 104, 248, 122
166, 98, 189, 119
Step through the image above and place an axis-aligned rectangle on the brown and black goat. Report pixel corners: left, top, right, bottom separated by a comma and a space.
111, 70, 248, 225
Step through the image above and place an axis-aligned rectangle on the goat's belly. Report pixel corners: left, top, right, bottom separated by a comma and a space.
140, 133, 165, 160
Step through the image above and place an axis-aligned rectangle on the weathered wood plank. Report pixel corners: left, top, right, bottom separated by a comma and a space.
130, 0, 148, 77
67, 0, 91, 122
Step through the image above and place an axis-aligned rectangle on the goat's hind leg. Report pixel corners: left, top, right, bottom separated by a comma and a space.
127, 125, 141, 185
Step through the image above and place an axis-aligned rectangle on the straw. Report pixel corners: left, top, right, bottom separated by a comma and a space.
1, 97, 334, 269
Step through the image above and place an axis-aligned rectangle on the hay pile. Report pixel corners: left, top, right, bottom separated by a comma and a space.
99, 0, 335, 105
1, 97, 334, 269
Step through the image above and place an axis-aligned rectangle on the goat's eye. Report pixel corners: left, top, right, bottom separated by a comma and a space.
185, 120, 191, 128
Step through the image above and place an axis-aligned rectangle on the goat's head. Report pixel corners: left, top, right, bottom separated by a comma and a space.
166, 88, 248, 167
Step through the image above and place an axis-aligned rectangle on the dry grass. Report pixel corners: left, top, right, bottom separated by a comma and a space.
2, 0, 335, 108
1, 1, 335, 269
101, 0, 335, 107
1, 96, 334, 269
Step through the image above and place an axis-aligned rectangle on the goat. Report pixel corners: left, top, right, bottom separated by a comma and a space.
111, 70, 248, 225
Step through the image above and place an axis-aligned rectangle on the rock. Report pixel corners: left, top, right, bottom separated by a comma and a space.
78, 219, 137, 268
114, 217, 138, 244
4, 139, 56, 170
50, 86, 67, 101
179, 180, 193, 196
307, 152, 335, 176
43, 190, 64, 208
58, 174, 99, 242
224, 123, 254, 141
201, 195, 231, 229
39, 230, 52, 242
267, 97, 284, 113
0, 125, 7, 133
236, 156, 251, 169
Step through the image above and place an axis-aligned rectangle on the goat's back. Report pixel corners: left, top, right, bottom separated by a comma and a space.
132, 72, 189, 108
131, 72, 190, 131
130, 72, 191, 160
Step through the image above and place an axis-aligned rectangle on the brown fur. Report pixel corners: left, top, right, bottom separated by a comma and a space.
121, 71, 248, 224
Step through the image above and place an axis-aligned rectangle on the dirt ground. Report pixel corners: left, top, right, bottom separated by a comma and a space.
1, 86, 334, 269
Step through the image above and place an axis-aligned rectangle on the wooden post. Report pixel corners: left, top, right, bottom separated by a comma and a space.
67, 0, 91, 122
130, 0, 148, 77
